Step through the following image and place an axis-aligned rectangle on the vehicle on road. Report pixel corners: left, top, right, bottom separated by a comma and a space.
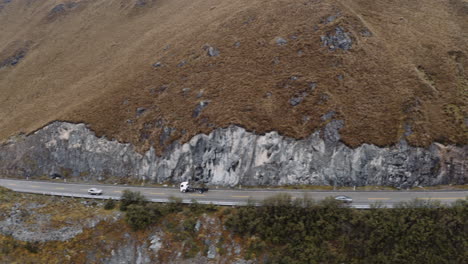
180, 181, 209, 194
88, 188, 103, 195
334, 195, 353, 203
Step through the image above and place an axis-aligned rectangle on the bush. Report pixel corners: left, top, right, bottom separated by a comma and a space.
1, 237, 19, 254
125, 204, 153, 231
125, 203, 162, 231
104, 199, 116, 210
164, 196, 184, 213
119, 190, 147, 211
187, 199, 217, 215
24, 241, 39, 254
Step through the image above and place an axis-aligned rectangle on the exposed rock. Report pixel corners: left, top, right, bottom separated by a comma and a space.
192, 101, 209, 118
361, 29, 373, 37
321, 13, 341, 24
160, 126, 176, 146
149, 233, 163, 253
152, 61, 162, 67
0, 203, 120, 242
207, 244, 217, 259
204, 45, 220, 57
195, 220, 201, 232
104, 240, 151, 264
177, 60, 187, 67
272, 57, 281, 65
308, 82, 317, 91
289, 96, 304, 106
274, 37, 288, 46
161, 85, 169, 93
196, 89, 204, 98
50, 4, 66, 15
136, 107, 147, 117
0, 122, 466, 187
66, 2, 78, 9
0, 49, 27, 69
321, 111, 336, 121
155, 119, 164, 128
404, 124, 413, 137
136, 0, 148, 7
321, 27, 353, 51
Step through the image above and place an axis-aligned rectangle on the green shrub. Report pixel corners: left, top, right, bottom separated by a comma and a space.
125, 204, 153, 231
104, 199, 116, 210
124, 203, 163, 231
164, 196, 184, 213
119, 190, 147, 211
24, 241, 39, 254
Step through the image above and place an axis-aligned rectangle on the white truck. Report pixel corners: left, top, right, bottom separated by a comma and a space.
179, 181, 209, 194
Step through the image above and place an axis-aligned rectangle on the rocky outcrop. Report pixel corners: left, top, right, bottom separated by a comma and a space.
0, 201, 121, 242
0, 122, 466, 187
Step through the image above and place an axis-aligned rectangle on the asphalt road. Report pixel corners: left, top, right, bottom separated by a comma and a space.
0, 179, 466, 208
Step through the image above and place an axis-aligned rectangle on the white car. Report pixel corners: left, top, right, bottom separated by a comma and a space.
88, 188, 103, 195
334, 195, 353, 203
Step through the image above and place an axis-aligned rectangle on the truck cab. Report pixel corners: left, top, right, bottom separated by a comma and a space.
180, 181, 189, 192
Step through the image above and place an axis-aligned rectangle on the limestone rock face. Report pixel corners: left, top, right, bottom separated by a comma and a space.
0, 122, 466, 187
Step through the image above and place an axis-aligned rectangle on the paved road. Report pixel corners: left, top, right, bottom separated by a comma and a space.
0, 179, 466, 208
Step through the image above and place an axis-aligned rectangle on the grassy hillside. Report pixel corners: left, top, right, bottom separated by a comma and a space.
0, 0, 467, 152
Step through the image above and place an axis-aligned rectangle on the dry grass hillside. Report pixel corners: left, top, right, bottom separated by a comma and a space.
0, 0, 467, 152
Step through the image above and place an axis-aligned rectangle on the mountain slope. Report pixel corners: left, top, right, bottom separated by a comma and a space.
0, 0, 467, 152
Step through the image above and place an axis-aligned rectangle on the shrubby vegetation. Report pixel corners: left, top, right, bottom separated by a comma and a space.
104, 199, 116, 210
120, 191, 218, 231
226, 194, 468, 264
119, 189, 147, 211
118, 190, 466, 262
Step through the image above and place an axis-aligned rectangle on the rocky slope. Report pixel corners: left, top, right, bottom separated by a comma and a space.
0, 187, 252, 263
1, 121, 465, 187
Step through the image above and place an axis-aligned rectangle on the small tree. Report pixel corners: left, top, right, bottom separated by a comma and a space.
104, 199, 116, 210
119, 190, 147, 211
164, 196, 184, 213
125, 203, 162, 231
125, 204, 153, 231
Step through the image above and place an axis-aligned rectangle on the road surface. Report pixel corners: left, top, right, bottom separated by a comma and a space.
0, 179, 466, 208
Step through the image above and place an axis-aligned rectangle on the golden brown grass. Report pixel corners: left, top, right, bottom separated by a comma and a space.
0, 0, 466, 153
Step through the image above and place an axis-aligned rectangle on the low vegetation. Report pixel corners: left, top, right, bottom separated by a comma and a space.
120, 191, 218, 231
225, 194, 468, 263
0, 187, 466, 263
116, 191, 467, 263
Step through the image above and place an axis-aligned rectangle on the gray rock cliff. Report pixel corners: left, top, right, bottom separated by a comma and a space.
0, 122, 466, 187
